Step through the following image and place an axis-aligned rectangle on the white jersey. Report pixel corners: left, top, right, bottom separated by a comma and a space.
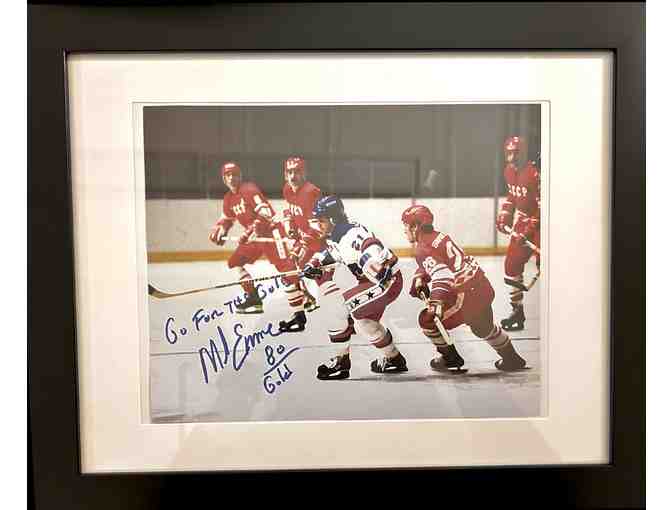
313, 222, 399, 284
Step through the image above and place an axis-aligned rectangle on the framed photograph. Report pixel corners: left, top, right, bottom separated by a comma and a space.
137, 101, 545, 425
29, 2, 644, 508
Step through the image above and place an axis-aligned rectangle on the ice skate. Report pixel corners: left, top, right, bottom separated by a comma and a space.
278, 311, 307, 333
235, 289, 263, 314
370, 352, 408, 374
430, 344, 468, 374
494, 343, 527, 372
500, 306, 525, 331
317, 354, 351, 380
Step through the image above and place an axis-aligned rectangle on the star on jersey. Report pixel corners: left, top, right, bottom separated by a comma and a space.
344, 284, 388, 313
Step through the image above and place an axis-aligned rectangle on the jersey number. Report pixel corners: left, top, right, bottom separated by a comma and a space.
351, 234, 366, 251
422, 256, 437, 272
422, 241, 463, 273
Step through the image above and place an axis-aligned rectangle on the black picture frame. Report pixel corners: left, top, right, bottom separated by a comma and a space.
28, 2, 645, 509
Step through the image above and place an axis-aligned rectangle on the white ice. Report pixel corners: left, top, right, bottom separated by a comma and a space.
148, 256, 541, 423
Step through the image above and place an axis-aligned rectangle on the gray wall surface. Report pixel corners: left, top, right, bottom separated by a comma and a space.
144, 104, 541, 199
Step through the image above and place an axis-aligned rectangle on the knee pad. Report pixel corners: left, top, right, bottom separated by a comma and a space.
354, 318, 386, 344
320, 289, 351, 341
328, 315, 354, 342
418, 307, 436, 330
417, 308, 440, 339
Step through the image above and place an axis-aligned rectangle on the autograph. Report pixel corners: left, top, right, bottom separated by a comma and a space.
197, 322, 284, 384
163, 278, 283, 344
262, 343, 300, 395
160, 275, 299, 389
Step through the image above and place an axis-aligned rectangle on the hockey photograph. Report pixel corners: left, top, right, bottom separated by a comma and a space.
144, 104, 543, 423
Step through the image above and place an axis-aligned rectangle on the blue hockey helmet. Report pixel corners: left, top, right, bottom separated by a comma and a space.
312, 195, 347, 224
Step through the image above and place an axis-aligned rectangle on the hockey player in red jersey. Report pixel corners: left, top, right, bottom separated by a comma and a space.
208, 161, 307, 331
496, 136, 541, 331
302, 196, 408, 379
402, 204, 527, 372
280, 156, 341, 313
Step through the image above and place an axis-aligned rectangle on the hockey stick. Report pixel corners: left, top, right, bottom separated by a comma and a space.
523, 270, 541, 291
504, 271, 540, 292
420, 291, 454, 346
501, 226, 541, 292
148, 262, 339, 299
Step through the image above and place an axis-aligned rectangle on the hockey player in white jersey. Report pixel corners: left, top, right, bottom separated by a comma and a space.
302, 195, 408, 379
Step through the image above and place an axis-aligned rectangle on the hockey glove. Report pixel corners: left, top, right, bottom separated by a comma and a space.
289, 240, 308, 264
409, 274, 431, 300
302, 262, 323, 280
496, 211, 513, 235
239, 220, 261, 244
273, 210, 299, 240
208, 225, 228, 246
426, 300, 444, 322
510, 228, 534, 247
522, 217, 540, 240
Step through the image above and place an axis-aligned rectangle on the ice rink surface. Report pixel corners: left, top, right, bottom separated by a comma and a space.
148, 256, 541, 423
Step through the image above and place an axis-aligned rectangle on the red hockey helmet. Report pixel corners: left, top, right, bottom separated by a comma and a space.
401, 205, 434, 228
284, 156, 306, 175
504, 136, 523, 152
504, 136, 528, 164
220, 161, 241, 177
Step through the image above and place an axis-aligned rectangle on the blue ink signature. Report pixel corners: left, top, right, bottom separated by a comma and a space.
164, 316, 187, 344
163, 278, 284, 344
263, 345, 301, 376
218, 278, 283, 315
198, 322, 284, 384
262, 343, 300, 395
192, 307, 226, 332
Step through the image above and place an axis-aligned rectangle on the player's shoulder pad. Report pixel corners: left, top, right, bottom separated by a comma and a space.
281, 182, 291, 199
330, 222, 358, 243
525, 160, 539, 173
430, 231, 449, 249
349, 223, 372, 236
303, 181, 321, 196
222, 189, 234, 204
361, 236, 384, 252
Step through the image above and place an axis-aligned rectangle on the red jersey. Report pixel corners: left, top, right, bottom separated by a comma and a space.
414, 230, 484, 294
219, 182, 274, 232
502, 161, 540, 220
282, 181, 322, 239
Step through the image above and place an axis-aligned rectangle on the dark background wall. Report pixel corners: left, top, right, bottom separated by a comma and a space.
143, 104, 541, 199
